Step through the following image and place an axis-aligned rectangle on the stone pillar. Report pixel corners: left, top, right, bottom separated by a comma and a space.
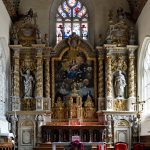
97, 46, 105, 110
59, 129, 62, 142
44, 58, 51, 111
127, 45, 138, 111
89, 129, 92, 142
10, 114, 18, 146
105, 46, 113, 111
107, 115, 113, 145
36, 49, 43, 110
13, 49, 21, 111
36, 115, 44, 143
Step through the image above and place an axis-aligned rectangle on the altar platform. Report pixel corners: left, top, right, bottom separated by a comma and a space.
41, 121, 107, 143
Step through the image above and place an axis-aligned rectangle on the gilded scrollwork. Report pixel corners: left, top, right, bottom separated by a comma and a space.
22, 98, 36, 111
114, 99, 127, 111
10, 9, 39, 46
111, 55, 127, 72
20, 56, 36, 71
105, 8, 132, 47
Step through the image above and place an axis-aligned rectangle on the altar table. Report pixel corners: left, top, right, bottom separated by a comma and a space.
52, 142, 105, 150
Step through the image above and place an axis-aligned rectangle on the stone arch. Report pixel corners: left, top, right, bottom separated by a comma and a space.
49, 0, 95, 46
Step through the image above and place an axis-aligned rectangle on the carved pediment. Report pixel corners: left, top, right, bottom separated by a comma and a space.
53, 34, 95, 57
10, 9, 40, 46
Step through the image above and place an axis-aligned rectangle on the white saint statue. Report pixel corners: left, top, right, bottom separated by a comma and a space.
21, 69, 34, 98
114, 70, 126, 98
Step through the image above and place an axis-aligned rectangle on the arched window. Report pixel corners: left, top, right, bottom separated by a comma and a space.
143, 42, 150, 117
138, 37, 150, 118
56, 0, 88, 43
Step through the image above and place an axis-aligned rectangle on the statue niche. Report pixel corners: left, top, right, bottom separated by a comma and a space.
113, 70, 126, 98
20, 69, 36, 110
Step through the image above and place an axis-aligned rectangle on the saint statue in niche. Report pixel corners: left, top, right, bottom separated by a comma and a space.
20, 69, 34, 98
114, 70, 126, 98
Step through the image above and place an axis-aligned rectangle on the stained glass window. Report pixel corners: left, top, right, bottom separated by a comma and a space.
56, 0, 88, 43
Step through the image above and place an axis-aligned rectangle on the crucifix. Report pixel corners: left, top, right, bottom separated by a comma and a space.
132, 96, 145, 142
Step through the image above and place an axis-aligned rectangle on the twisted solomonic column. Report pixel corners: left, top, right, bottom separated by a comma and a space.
13, 48, 21, 111
105, 52, 113, 110
36, 49, 43, 110
44, 58, 51, 111
98, 55, 105, 110
127, 45, 138, 111
45, 58, 50, 98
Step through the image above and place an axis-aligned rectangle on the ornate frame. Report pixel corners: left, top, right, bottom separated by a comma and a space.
51, 37, 97, 108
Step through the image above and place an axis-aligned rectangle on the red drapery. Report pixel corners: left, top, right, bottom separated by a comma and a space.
134, 143, 144, 150
115, 142, 128, 150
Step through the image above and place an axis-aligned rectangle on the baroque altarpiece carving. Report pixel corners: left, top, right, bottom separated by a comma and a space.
8, 8, 139, 150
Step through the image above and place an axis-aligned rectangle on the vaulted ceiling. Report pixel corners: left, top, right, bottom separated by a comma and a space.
2, 0, 148, 22
127, 0, 148, 21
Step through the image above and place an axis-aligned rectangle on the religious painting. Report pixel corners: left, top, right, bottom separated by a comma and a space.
53, 49, 95, 106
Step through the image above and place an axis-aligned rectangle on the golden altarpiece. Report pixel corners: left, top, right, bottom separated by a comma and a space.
8, 8, 139, 150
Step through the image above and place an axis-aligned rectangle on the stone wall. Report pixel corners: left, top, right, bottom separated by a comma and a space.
0, 1, 11, 135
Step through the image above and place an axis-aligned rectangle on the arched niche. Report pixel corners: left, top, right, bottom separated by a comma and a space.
19, 120, 35, 147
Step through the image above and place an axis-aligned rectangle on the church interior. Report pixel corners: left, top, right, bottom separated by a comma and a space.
0, 0, 150, 150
